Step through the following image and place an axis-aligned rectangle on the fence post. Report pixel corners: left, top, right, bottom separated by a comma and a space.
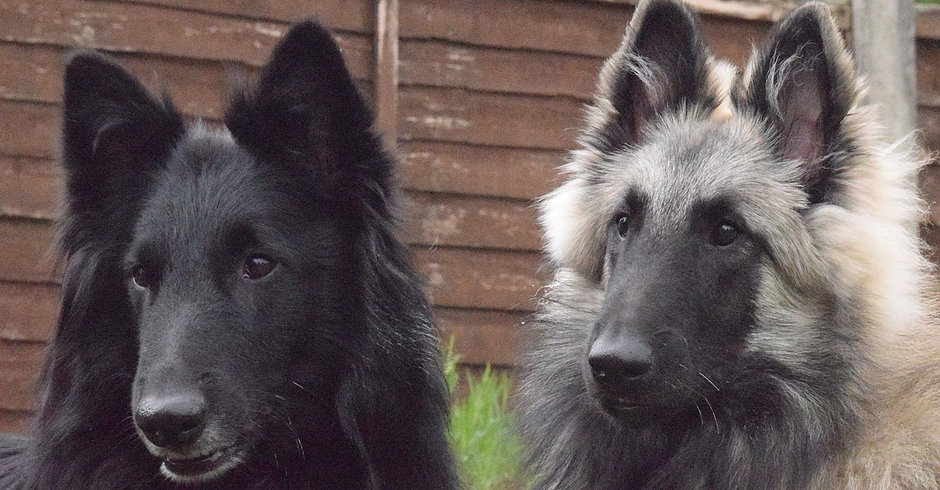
375, 0, 400, 146
850, 0, 917, 142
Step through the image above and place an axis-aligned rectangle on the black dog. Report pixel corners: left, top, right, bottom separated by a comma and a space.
0, 20, 457, 489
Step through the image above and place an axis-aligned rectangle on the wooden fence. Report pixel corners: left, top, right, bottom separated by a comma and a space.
0, 0, 939, 434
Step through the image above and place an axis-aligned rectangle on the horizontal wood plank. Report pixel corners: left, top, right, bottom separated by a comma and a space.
920, 106, 940, 152
399, 39, 600, 99
400, 0, 632, 57
0, 409, 33, 434
0, 219, 58, 284
403, 192, 541, 251
0, 0, 372, 79
398, 86, 584, 150
414, 247, 544, 311
0, 340, 45, 411
105, 0, 375, 33
0, 156, 61, 220
918, 39, 940, 108
398, 141, 563, 200
0, 282, 59, 343
0, 100, 59, 160
435, 307, 524, 366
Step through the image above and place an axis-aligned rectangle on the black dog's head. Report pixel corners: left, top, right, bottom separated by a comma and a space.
61, 21, 388, 483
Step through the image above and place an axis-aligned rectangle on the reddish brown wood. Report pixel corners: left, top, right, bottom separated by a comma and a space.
400, 0, 632, 57
402, 192, 541, 251
918, 39, 940, 108
398, 141, 563, 200
413, 247, 545, 311
399, 39, 600, 99
0, 282, 59, 343
0, 0, 372, 78
0, 340, 45, 411
435, 307, 524, 366
917, 7, 940, 41
920, 164, 940, 226
920, 106, 940, 152
105, 0, 375, 33
0, 409, 33, 434
398, 86, 584, 150
0, 219, 58, 284
0, 156, 61, 220
0, 101, 59, 160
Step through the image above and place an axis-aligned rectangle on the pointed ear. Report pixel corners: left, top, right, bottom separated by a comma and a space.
736, 3, 857, 204
225, 20, 386, 199
589, 0, 715, 152
61, 52, 184, 246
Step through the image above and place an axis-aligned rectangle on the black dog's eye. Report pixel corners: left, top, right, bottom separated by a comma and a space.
132, 265, 154, 289
615, 215, 631, 238
243, 255, 276, 280
710, 221, 740, 247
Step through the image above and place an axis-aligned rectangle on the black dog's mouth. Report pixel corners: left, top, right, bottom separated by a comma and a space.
160, 445, 244, 483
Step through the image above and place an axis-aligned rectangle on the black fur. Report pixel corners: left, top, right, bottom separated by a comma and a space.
518, 2, 868, 488
0, 20, 456, 489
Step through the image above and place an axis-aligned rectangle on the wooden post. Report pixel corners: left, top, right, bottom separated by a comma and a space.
375, 0, 399, 146
851, 0, 917, 142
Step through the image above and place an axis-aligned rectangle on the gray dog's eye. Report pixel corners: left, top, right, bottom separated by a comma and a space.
710, 222, 739, 247
616, 215, 631, 238
242, 255, 276, 280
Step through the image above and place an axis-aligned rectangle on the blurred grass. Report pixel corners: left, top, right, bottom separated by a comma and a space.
917, 0, 940, 4
445, 339, 528, 489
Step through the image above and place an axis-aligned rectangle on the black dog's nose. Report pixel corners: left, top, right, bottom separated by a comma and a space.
135, 393, 207, 448
588, 336, 653, 385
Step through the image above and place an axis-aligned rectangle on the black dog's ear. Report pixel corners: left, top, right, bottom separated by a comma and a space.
61, 52, 184, 248
225, 20, 386, 199
590, 0, 714, 153
736, 2, 857, 204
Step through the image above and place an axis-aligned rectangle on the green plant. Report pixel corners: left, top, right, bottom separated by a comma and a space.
445, 341, 528, 489
917, 0, 940, 5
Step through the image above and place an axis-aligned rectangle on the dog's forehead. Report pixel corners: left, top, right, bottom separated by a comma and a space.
137, 126, 271, 243
596, 116, 789, 227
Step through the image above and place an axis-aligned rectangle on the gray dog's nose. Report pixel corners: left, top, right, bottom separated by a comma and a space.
588, 335, 653, 386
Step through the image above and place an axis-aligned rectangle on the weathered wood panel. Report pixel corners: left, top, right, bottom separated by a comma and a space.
400, 39, 600, 99
403, 192, 540, 251
0, 409, 33, 434
0, 282, 59, 343
0, 0, 373, 78
435, 307, 523, 366
0, 219, 57, 284
398, 86, 583, 150
414, 247, 543, 311
0, 156, 61, 220
400, 0, 632, 57
0, 101, 59, 159
0, 340, 45, 412
918, 39, 940, 108
106, 0, 375, 33
398, 141, 563, 200
920, 106, 940, 152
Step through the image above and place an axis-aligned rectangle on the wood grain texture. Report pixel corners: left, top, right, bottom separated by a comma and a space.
0, 340, 45, 412
414, 247, 544, 311
104, 0, 375, 33
403, 192, 541, 251
398, 86, 583, 150
0, 282, 59, 343
0, 0, 373, 78
398, 141, 563, 200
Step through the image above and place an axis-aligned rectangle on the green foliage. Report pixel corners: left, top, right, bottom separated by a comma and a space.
445, 341, 528, 489
917, 0, 940, 4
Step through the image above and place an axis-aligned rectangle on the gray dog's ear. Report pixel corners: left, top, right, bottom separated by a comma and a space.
736, 2, 858, 204
588, 0, 714, 154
